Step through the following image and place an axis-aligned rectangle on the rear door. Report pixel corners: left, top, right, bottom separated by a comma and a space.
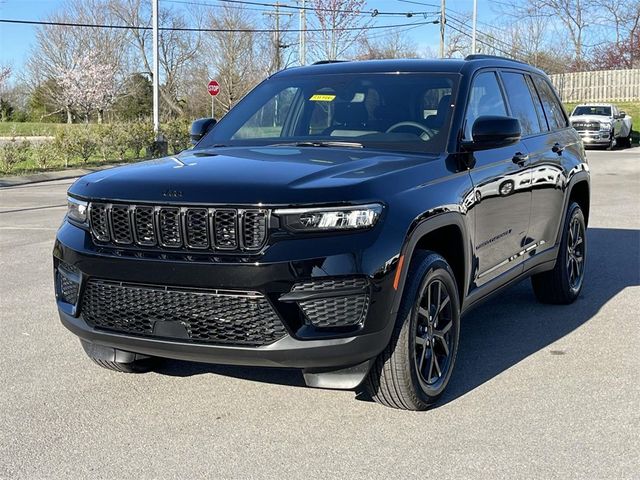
528, 75, 578, 250
498, 70, 550, 252
464, 70, 532, 288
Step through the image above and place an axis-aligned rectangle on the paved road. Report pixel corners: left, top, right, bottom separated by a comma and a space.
1, 148, 638, 479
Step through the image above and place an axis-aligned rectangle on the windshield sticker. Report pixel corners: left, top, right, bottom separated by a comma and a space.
310, 94, 336, 102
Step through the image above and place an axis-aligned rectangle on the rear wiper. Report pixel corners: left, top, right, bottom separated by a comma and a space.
271, 141, 363, 149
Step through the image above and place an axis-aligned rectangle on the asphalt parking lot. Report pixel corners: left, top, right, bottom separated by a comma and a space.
1, 148, 638, 479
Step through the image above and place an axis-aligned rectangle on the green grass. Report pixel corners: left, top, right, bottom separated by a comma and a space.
0, 122, 80, 137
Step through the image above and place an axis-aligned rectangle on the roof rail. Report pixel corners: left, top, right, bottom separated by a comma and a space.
312, 60, 349, 65
464, 54, 527, 65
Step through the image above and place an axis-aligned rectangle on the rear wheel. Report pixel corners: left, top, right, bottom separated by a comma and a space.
531, 202, 586, 304
364, 252, 460, 410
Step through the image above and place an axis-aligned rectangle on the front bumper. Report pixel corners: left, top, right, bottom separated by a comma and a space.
54, 220, 401, 385
576, 131, 611, 145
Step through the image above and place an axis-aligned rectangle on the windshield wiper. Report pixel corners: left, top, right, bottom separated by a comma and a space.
270, 141, 364, 149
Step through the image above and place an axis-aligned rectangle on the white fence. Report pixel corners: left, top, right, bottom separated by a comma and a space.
549, 69, 640, 102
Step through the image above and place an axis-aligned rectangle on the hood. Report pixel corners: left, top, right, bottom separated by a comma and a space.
570, 114, 610, 124
69, 146, 440, 205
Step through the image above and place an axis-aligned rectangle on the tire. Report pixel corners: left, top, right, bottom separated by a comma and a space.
606, 136, 615, 150
81, 340, 157, 373
364, 252, 460, 410
531, 202, 586, 304
89, 357, 157, 373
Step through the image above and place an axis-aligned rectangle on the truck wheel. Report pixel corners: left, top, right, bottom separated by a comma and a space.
81, 340, 157, 373
607, 137, 615, 150
364, 252, 460, 410
531, 202, 586, 304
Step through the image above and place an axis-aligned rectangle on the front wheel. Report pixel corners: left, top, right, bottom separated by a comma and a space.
531, 202, 586, 304
364, 252, 460, 410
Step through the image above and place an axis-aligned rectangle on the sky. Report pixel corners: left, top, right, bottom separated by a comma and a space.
0, 0, 496, 74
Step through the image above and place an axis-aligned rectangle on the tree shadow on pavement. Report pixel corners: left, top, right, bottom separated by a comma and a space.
156, 228, 639, 403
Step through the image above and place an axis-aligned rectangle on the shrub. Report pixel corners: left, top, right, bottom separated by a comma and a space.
30, 141, 58, 170
0, 136, 31, 173
54, 126, 98, 165
125, 122, 154, 159
163, 118, 191, 155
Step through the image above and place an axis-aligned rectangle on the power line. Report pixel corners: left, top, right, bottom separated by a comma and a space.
168, 0, 436, 17
0, 17, 439, 33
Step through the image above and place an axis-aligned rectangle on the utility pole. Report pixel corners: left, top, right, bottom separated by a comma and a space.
471, 0, 477, 54
299, 0, 306, 65
152, 0, 160, 138
263, 2, 292, 72
439, 0, 446, 58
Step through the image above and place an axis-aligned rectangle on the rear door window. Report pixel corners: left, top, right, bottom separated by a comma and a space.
532, 76, 568, 130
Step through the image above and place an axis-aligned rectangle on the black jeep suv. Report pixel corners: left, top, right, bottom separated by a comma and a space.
54, 55, 589, 410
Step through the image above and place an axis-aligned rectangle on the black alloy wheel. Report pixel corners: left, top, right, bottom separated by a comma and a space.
414, 279, 455, 390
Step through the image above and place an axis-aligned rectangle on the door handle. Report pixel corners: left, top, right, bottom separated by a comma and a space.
512, 152, 529, 166
552, 143, 565, 155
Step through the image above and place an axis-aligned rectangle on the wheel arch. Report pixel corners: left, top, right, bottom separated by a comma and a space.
391, 212, 471, 315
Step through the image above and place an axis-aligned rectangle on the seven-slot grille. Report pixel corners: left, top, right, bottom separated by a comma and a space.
88, 203, 268, 252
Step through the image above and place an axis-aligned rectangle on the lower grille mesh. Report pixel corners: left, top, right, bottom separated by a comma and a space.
292, 278, 370, 328
82, 280, 287, 346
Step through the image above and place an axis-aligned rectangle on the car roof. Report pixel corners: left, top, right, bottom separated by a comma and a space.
272, 56, 547, 79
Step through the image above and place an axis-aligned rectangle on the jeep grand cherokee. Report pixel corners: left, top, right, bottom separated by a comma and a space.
54, 55, 590, 410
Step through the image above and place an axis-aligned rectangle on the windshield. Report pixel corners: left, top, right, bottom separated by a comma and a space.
196, 72, 458, 154
572, 106, 611, 116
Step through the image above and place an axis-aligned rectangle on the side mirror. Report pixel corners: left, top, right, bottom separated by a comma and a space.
462, 115, 521, 151
190, 117, 217, 145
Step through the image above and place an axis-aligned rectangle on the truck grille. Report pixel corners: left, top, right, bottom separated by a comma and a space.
88, 203, 268, 252
81, 279, 287, 346
572, 121, 600, 131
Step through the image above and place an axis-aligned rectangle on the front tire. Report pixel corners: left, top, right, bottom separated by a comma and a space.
81, 340, 157, 373
531, 202, 586, 304
364, 252, 460, 410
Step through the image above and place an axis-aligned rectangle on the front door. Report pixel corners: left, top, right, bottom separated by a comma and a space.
463, 71, 533, 288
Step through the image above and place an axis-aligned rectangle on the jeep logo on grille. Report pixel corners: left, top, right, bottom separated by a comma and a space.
163, 189, 183, 198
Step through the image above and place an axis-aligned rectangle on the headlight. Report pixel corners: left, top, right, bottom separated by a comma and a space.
275, 204, 383, 232
67, 197, 88, 224
600, 122, 612, 131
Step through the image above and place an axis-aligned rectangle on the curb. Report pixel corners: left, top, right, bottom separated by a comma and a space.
0, 163, 123, 188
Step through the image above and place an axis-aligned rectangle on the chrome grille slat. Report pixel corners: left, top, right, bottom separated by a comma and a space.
89, 203, 267, 252
89, 203, 110, 242
213, 209, 238, 250
158, 207, 182, 247
185, 208, 210, 249
133, 206, 156, 246
109, 204, 133, 245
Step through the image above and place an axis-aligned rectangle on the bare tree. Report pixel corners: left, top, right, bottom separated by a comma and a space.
309, 0, 369, 60
201, 6, 268, 115
355, 30, 418, 59
110, 0, 203, 118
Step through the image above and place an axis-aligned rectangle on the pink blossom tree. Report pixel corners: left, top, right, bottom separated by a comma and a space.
58, 52, 120, 123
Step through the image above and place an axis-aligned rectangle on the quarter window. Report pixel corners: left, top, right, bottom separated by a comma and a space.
532, 76, 567, 130
464, 72, 507, 140
501, 72, 543, 136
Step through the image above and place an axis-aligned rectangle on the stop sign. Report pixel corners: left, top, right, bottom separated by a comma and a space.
207, 80, 220, 96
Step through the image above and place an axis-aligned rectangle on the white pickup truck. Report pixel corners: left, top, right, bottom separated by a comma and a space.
569, 103, 633, 149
